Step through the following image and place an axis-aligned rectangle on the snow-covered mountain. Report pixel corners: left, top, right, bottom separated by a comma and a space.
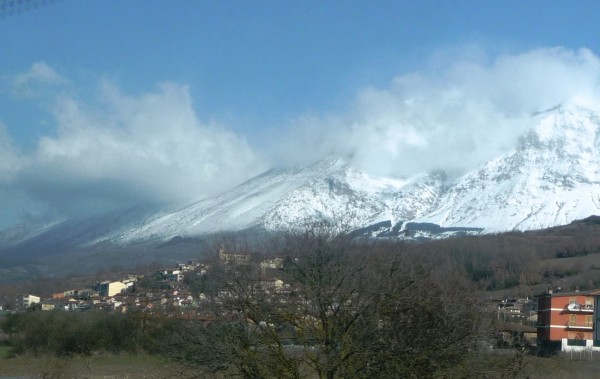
3, 103, 600, 249
92, 103, 600, 244
414, 104, 600, 232
96, 159, 447, 244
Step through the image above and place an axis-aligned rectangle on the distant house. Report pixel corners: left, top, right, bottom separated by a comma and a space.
16, 294, 40, 310
96, 281, 128, 297
171, 273, 185, 282
178, 261, 200, 272
261, 257, 284, 274
54, 289, 91, 300
218, 247, 251, 265
155, 269, 184, 282
165, 270, 184, 282
41, 303, 56, 311
66, 298, 80, 311
537, 288, 600, 353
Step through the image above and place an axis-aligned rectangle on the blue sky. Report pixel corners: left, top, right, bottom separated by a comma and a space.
2, 0, 600, 227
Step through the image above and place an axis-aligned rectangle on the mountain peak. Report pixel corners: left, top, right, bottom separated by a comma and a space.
519, 103, 600, 154
307, 156, 349, 171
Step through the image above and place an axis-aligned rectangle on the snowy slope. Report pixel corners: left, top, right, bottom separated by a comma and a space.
262, 168, 446, 233
415, 104, 600, 231
100, 159, 446, 243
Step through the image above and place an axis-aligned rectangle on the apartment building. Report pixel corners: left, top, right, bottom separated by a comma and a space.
16, 294, 40, 310
537, 289, 600, 352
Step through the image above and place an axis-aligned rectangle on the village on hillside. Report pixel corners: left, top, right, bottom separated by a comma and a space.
7, 246, 600, 357
1, 248, 287, 319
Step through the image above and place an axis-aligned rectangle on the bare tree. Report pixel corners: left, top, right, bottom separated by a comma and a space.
165, 233, 485, 378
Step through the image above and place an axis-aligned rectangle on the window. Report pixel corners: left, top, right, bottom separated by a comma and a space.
569, 314, 577, 326
586, 315, 593, 327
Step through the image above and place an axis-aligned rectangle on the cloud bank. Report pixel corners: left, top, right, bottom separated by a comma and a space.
278, 47, 600, 177
1, 65, 266, 222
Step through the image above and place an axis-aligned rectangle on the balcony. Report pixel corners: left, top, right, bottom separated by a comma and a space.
566, 321, 594, 329
566, 303, 594, 312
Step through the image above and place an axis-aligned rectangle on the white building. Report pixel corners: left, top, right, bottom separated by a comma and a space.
97, 281, 127, 297
16, 294, 40, 309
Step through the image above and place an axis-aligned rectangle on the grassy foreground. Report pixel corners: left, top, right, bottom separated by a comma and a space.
2, 352, 600, 378
0, 353, 196, 379
525, 354, 600, 379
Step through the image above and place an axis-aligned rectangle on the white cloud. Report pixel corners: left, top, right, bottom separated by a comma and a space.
278, 47, 600, 177
3, 69, 267, 218
12, 61, 69, 98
